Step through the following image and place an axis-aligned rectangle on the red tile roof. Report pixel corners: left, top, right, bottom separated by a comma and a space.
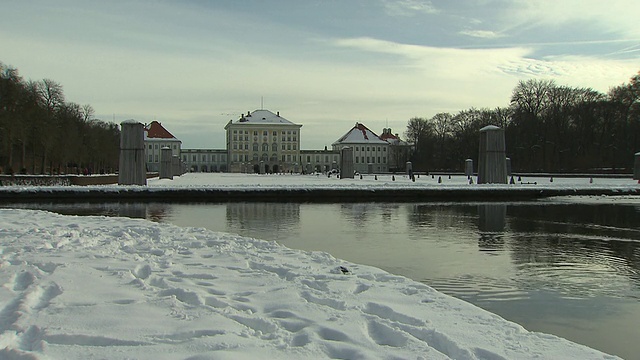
145, 121, 177, 139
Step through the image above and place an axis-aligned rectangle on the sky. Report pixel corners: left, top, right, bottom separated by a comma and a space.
1, 0, 639, 150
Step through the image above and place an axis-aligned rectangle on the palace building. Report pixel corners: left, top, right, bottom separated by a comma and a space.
146, 109, 412, 174
224, 110, 302, 173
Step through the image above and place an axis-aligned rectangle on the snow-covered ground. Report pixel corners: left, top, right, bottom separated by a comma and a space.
145, 172, 637, 190
0, 172, 637, 194
0, 208, 621, 359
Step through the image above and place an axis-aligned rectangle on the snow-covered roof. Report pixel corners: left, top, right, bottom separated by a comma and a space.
232, 110, 299, 126
144, 121, 179, 141
333, 122, 388, 146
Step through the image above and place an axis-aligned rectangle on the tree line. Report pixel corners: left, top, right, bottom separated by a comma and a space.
405, 71, 640, 173
0, 62, 120, 175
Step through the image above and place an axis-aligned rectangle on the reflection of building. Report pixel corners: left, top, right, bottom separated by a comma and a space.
144, 121, 182, 172
181, 149, 227, 172
332, 123, 390, 174
224, 110, 302, 173
226, 203, 300, 235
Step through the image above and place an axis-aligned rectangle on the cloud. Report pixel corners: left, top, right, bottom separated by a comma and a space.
503, 0, 640, 38
332, 36, 639, 93
459, 30, 506, 39
382, 0, 439, 16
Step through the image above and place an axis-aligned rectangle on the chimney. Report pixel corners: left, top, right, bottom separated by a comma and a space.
277, 111, 280, 117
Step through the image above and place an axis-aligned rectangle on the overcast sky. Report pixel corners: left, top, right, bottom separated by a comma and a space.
2, 0, 638, 149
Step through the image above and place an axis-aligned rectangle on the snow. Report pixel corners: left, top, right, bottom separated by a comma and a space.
0, 207, 622, 359
145, 172, 637, 189
0, 172, 637, 195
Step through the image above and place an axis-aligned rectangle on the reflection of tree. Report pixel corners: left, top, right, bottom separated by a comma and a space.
507, 203, 640, 295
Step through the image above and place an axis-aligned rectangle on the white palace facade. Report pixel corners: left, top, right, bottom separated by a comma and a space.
144, 109, 412, 174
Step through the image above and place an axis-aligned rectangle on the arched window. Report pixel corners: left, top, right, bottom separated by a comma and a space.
253, 143, 259, 151
272, 143, 278, 151
261, 153, 268, 161
270, 154, 278, 162
262, 143, 269, 152
252, 153, 259, 161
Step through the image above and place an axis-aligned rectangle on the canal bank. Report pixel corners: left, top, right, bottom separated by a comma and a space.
1, 172, 638, 203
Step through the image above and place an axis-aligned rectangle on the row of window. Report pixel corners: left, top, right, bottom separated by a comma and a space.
232, 154, 296, 162
148, 144, 178, 150
232, 129, 298, 136
305, 155, 339, 163
355, 156, 387, 164
180, 154, 227, 163
232, 135, 297, 142
354, 146, 386, 152
232, 143, 298, 151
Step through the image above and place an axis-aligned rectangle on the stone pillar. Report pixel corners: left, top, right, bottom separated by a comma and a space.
118, 120, 146, 186
506, 157, 512, 177
478, 125, 507, 184
159, 147, 173, 180
259, 161, 265, 174
464, 159, 473, 177
171, 155, 180, 177
340, 147, 354, 179
634, 152, 640, 180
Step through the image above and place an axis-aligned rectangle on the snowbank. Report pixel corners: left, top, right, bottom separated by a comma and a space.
0, 209, 619, 359
0, 173, 637, 202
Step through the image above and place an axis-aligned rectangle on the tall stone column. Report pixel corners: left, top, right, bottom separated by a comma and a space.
118, 120, 146, 186
160, 146, 173, 180
171, 155, 180, 177
478, 125, 507, 184
340, 147, 354, 179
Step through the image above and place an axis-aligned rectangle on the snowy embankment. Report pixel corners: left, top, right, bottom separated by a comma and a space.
0, 173, 638, 202
0, 209, 619, 359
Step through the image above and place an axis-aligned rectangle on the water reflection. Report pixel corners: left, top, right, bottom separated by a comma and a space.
226, 203, 300, 239
478, 204, 506, 251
